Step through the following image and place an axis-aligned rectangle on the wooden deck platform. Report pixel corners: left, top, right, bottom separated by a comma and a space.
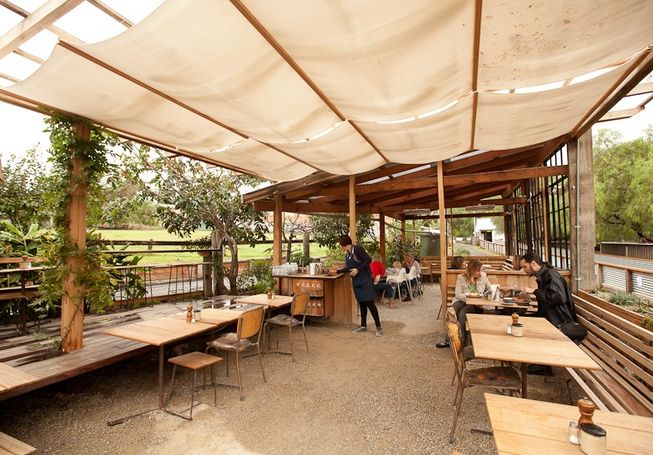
0, 297, 231, 402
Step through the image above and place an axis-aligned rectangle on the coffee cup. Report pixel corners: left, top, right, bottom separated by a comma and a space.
579, 423, 607, 455
511, 322, 523, 337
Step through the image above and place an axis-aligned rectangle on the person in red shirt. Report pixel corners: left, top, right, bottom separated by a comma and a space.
371, 255, 396, 306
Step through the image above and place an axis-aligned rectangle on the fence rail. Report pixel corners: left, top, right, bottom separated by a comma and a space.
600, 242, 653, 261
595, 254, 653, 302
478, 239, 505, 254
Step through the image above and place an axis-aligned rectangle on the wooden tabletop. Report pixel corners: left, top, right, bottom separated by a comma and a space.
102, 317, 217, 346
485, 393, 653, 455
0, 363, 38, 392
467, 314, 600, 370
167, 307, 249, 325
234, 294, 293, 308
466, 296, 532, 310
0, 431, 36, 455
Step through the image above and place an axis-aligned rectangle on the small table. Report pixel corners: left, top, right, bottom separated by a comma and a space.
235, 294, 294, 308
467, 314, 600, 397
466, 296, 532, 310
485, 393, 653, 454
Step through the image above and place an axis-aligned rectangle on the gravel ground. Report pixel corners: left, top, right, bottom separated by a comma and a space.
0, 286, 583, 454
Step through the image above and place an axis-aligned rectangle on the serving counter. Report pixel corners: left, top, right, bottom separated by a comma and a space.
275, 273, 355, 324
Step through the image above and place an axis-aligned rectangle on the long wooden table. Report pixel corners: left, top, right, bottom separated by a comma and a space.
485, 393, 653, 454
103, 308, 249, 409
235, 294, 293, 308
467, 314, 600, 397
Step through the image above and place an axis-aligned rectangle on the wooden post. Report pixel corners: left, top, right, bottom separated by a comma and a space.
60, 122, 89, 352
412, 219, 416, 244
568, 132, 597, 291
401, 217, 406, 242
348, 175, 356, 243
273, 194, 283, 265
199, 251, 213, 298
437, 161, 447, 332
379, 212, 386, 261
302, 230, 310, 261
504, 213, 513, 256
541, 177, 551, 263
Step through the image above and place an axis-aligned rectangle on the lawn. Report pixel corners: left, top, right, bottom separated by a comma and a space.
97, 229, 329, 264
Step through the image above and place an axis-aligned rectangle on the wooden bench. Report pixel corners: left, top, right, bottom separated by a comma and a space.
568, 292, 653, 417
425, 255, 510, 282
0, 432, 36, 455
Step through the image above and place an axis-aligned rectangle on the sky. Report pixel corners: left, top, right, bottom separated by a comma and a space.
0, 0, 652, 164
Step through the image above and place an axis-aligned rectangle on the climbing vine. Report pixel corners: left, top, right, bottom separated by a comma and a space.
37, 115, 120, 348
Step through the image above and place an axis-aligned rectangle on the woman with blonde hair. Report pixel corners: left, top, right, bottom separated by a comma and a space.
452, 259, 493, 344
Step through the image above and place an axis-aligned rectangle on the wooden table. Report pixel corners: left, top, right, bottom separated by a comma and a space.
485, 393, 653, 454
466, 296, 532, 310
0, 431, 36, 455
103, 316, 231, 409
235, 294, 293, 308
0, 363, 38, 393
467, 314, 600, 397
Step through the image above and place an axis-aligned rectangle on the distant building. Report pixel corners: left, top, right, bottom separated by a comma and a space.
473, 218, 504, 244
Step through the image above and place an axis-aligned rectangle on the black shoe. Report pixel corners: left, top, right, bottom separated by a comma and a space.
436, 340, 450, 348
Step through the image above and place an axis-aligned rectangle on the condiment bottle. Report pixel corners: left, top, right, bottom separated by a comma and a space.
267, 288, 272, 299
577, 398, 596, 426
186, 304, 193, 323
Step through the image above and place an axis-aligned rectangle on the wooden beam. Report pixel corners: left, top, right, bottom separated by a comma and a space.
403, 211, 506, 221
598, 107, 644, 122
60, 121, 89, 352
0, 71, 19, 83
253, 200, 348, 214
0, 0, 83, 59
469, 0, 483, 149
273, 195, 282, 265
437, 161, 447, 334
401, 217, 406, 242
349, 176, 356, 243
0, 0, 84, 44
229, 0, 390, 164
541, 177, 550, 263
12, 47, 44, 64
243, 171, 333, 203
379, 212, 386, 260
87, 0, 134, 27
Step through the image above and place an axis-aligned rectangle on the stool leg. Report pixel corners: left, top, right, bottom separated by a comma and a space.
212, 364, 217, 406
165, 364, 178, 407
288, 325, 295, 362
189, 369, 197, 420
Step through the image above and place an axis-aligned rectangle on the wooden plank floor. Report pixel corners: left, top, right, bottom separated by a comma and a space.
0, 301, 229, 402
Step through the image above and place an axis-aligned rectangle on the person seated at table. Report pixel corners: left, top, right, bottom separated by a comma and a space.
402, 253, 421, 300
452, 259, 493, 344
370, 255, 395, 305
519, 252, 584, 340
450, 255, 465, 269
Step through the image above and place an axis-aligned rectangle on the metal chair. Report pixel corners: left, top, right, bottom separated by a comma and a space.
387, 268, 412, 303
447, 321, 521, 443
165, 351, 222, 420
205, 306, 267, 401
264, 292, 310, 362
407, 266, 422, 302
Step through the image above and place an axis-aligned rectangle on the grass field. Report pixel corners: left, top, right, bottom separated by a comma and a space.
97, 229, 329, 264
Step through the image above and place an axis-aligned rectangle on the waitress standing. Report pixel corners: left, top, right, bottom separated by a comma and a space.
338, 234, 383, 336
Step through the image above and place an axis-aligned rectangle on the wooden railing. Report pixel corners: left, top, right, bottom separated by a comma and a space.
478, 239, 506, 254
595, 259, 653, 301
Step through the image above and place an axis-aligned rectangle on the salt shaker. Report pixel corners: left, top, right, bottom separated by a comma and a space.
186, 304, 193, 323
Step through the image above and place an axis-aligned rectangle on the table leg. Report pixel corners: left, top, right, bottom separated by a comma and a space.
521, 362, 528, 398
158, 345, 164, 408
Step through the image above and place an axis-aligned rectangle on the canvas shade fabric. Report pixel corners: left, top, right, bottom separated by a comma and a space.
3, 0, 653, 181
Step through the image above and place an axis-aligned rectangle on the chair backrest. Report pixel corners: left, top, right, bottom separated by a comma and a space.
447, 321, 465, 372
407, 266, 417, 280
292, 292, 310, 317
238, 306, 265, 340
446, 308, 458, 324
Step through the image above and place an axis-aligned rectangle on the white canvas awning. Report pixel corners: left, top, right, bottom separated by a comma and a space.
2, 0, 652, 181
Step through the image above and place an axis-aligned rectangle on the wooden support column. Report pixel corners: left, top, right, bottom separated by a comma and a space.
379, 212, 386, 261
302, 231, 310, 261
437, 161, 447, 332
401, 217, 406, 242
348, 175, 356, 243
541, 177, 551, 263
272, 194, 283, 265
568, 132, 597, 291
60, 122, 89, 352
504, 213, 513, 256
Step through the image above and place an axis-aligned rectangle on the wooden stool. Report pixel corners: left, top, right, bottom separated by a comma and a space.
165, 351, 223, 420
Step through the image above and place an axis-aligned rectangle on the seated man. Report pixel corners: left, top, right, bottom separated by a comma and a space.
520, 252, 586, 342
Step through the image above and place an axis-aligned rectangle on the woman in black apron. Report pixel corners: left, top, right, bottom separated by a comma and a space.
338, 235, 383, 336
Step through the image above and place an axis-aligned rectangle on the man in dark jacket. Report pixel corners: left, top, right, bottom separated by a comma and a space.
519, 252, 577, 327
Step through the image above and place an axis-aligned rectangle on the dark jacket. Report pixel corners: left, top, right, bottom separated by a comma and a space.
534, 263, 577, 327
339, 245, 375, 302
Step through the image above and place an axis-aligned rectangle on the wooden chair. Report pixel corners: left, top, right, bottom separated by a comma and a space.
446, 308, 475, 387
447, 321, 521, 443
264, 292, 310, 362
164, 351, 222, 420
206, 306, 267, 400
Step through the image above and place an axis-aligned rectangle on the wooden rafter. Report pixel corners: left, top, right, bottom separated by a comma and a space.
599, 107, 644, 122
403, 211, 506, 220
626, 81, 653, 97
0, 0, 84, 45
86, 0, 134, 27
228, 0, 390, 165
469, 0, 483, 150
0, 0, 84, 60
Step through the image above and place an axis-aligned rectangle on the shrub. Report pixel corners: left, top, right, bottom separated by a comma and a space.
608, 291, 641, 307
454, 245, 470, 256
237, 259, 273, 294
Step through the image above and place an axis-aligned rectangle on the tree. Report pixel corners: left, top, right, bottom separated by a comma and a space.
0, 149, 51, 230
308, 214, 375, 247
594, 127, 653, 242
123, 147, 268, 294
282, 213, 311, 263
